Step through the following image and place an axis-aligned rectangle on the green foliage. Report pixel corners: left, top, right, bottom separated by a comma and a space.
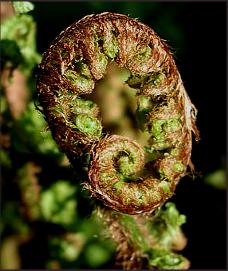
205, 169, 226, 190
40, 181, 77, 227
0, 40, 23, 70
120, 214, 148, 251
147, 202, 188, 268
12, 102, 63, 158
0, 202, 29, 236
150, 202, 186, 249
84, 243, 113, 267
148, 248, 187, 269
45, 208, 116, 268
106, 202, 188, 269
49, 234, 85, 262
13, 1, 34, 14
1, 13, 40, 75
0, 149, 11, 168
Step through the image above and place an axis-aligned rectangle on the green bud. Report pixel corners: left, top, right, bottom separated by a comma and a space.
64, 70, 94, 92
137, 46, 151, 62
71, 98, 96, 115
159, 181, 171, 193
163, 118, 181, 133
103, 37, 119, 59
96, 53, 108, 74
112, 181, 124, 190
138, 95, 152, 111
74, 114, 102, 137
173, 161, 185, 173
148, 72, 166, 86
118, 155, 135, 176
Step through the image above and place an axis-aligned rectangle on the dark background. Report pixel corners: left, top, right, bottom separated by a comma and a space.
30, 1, 226, 269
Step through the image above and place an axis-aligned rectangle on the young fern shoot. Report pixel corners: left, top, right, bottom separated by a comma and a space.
37, 12, 199, 215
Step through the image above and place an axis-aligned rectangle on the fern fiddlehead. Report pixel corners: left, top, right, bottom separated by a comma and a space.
37, 12, 198, 215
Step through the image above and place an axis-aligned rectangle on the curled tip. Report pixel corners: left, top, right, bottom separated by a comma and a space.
87, 135, 177, 214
